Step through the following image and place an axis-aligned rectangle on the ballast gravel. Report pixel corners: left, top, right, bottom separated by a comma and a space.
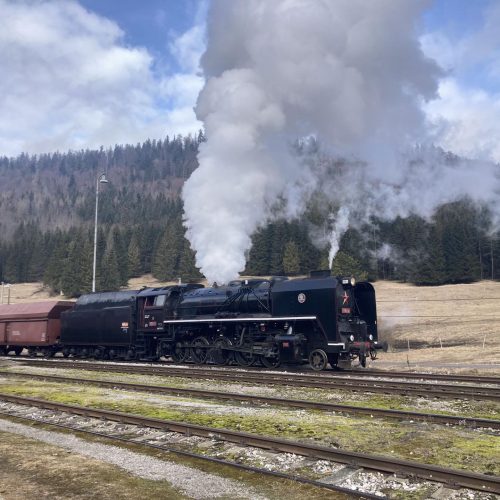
0, 419, 266, 500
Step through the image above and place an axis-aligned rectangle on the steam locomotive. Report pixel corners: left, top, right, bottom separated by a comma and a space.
0, 271, 380, 370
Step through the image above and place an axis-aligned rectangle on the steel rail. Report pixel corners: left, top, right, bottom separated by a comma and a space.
11, 360, 500, 402
0, 393, 498, 494
0, 411, 375, 499
3, 371, 499, 430
7, 358, 500, 385
8, 358, 500, 384
339, 370, 500, 385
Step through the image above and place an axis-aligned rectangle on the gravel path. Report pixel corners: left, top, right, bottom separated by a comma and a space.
0, 419, 266, 500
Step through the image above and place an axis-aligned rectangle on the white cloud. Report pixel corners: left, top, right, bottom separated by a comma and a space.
0, 0, 203, 157
421, 2, 500, 162
169, 23, 205, 73
425, 79, 500, 162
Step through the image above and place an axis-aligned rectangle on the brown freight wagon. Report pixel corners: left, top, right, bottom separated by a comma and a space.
0, 301, 74, 356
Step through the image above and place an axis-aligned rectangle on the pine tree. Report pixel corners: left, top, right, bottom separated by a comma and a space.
79, 229, 94, 294
413, 226, 447, 285
319, 249, 330, 270
60, 235, 84, 297
100, 232, 121, 291
95, 226, 107, 290
434, 200, 480, 283
112, 227, 129, 285
127, 232, 142, 277
269, 222, 287, 275
178, 238, 203, 281
283, 241, 300, 275
152, 219, 182, 280
246, 227, 272, 275
43, 231, 69, 292
331, 251, 368, 280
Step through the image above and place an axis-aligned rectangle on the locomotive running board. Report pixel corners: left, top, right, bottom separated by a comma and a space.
163, 316, 318, 324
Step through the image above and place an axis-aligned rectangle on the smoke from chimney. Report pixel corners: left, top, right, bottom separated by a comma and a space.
182, 0, 498, 284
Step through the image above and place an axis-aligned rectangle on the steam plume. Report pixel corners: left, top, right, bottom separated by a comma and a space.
182, 0, 441, 284
328, 206, 350, 268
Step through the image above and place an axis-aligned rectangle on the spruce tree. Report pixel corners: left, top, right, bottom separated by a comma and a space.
100, 232, 121, 291
112, 227, 129, 285
60, 236, 84, 297
127, 232, 142, 277
43, 231, 69, 292
269, 222, 287, 275
331, 251, 368, 280
152, 218, 182, 280
79, 229, 94, 294
283, 241, 300, 275
413, 226, 447, 285
246, 227, 272, 275
178, 238, 203, 281
435, 200, 480, 283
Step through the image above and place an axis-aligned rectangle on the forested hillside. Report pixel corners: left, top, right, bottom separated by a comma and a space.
0, 134, 499, 297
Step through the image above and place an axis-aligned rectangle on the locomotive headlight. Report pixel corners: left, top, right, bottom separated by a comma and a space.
349, 334, 355, 342
369, 334, 373, 341
350, 277, 356, 287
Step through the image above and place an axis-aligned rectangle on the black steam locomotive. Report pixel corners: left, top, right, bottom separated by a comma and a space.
60, 271, 379, 370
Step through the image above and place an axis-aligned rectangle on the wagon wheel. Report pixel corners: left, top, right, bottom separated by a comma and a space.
14, 347, 23, 356
210, 337, 233, 365
43, 348, 56, 358
171, 341, 189, 363
260, 346, 281, 369
191, 336, 209, 364
309, 349, 328, 371
234, 350, 256, 367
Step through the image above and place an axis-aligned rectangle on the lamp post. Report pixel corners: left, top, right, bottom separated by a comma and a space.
92, 173, 109, 293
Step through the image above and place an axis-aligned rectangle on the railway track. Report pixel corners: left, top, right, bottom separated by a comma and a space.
0, 408, 375, 499
9, 356, 500, 385
11, 359, 500, 402
3, 371, 499, 430
340, 369, 500, 385
0, 392, 498, 494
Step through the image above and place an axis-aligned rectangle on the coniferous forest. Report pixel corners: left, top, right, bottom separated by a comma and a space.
0, 133, 499, 297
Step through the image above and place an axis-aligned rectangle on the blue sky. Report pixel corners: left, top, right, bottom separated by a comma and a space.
79, 0, 204, 72
0, 0, 499, 162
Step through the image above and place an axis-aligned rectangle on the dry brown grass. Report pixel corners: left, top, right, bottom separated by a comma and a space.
374, 280, 500, 348
0, 282, 60, 304
370, 281, 500, 372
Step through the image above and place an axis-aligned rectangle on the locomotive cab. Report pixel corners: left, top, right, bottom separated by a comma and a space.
337, 280, 378, 366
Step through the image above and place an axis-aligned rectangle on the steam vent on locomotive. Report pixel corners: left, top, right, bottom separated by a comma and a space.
0, 271, 380, 370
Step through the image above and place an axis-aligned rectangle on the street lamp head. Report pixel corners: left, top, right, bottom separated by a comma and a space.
99, 173, 109, 184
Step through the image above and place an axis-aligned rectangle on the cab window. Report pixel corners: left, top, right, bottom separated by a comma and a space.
154, 295, 166, 307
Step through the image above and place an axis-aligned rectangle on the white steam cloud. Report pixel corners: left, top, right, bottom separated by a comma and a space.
183, 0, 441, 284
182, 0, 499, 284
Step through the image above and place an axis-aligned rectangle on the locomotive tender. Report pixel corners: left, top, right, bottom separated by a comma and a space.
0, 271, 379, 370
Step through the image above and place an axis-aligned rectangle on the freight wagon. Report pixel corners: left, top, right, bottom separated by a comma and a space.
0, 301, 74, 356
